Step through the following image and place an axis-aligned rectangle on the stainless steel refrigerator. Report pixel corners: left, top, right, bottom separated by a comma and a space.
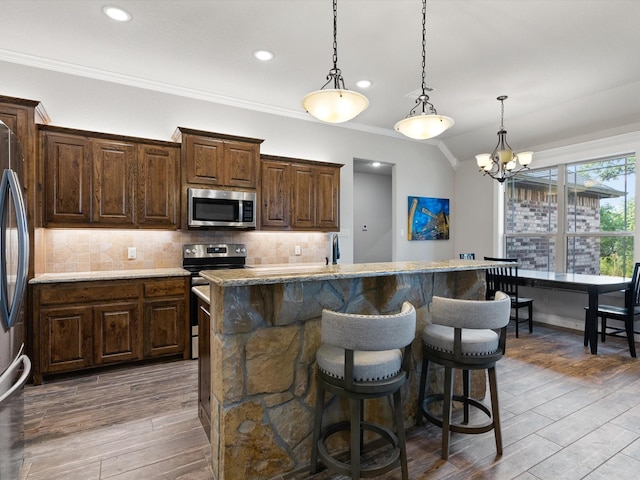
0, 120, 31, 479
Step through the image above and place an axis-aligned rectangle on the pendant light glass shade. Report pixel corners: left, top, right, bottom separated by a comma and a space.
394, 112, 454, 140
395, 0, 453, 140
303, 88, 369, 124
303, 0, 368, 123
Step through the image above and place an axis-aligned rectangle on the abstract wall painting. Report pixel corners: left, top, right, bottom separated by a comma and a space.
408, 196, 450, 240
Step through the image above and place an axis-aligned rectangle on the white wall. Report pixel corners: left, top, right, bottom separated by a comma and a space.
353, 171, 392, 263
1, 60, 456, 264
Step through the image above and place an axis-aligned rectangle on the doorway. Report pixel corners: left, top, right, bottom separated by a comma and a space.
353, 159, 393, 263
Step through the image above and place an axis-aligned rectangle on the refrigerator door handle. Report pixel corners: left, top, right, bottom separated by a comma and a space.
0, 168, 29, 329
0, 354, 31, 404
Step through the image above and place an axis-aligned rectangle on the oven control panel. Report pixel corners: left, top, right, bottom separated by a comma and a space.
183, 243, 247, 259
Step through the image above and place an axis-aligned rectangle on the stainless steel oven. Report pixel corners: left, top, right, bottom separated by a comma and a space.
182, 243, 247, 358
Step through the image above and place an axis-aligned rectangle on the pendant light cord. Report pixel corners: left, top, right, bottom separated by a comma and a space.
332, 0, 338, 72
421, 0, 427, 96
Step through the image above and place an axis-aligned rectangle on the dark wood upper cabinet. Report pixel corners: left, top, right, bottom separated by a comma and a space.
261, 154, 341, 231
136, 144, 179, 227
92, 140, 136, 225
178, 128, 263, 189
261, 156, 291, 229
40, 126, 180, 229
43, 131, 92, 224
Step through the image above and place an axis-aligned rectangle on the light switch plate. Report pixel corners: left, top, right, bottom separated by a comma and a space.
127, 247, 136, 259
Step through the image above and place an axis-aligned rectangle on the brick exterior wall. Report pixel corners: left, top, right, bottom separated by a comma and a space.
506, 186, 601, 274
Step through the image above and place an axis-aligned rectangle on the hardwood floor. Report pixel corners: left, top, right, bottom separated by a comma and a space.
21, 324, 640, 480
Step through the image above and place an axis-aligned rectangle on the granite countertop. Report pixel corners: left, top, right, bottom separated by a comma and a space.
192, 285, 210, 304
200, 259, 500, 287
29, 267, 190, 284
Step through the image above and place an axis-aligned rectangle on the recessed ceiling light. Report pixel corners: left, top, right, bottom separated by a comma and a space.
356, 80, 372, 89
103, 6, 132, 22
253, 50, 274, 61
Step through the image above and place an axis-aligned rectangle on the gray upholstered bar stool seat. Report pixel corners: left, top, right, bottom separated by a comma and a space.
310, 302, 416, 480
416, 292, 511, 460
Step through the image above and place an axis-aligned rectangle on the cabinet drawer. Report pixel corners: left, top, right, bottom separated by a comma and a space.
38, 282, 140, 306
144, 278, 186, 298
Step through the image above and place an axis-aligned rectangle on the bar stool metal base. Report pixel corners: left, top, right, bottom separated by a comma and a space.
316, 420, 402, 478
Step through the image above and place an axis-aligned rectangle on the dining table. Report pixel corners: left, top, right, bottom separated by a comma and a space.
517, 269, 631, 354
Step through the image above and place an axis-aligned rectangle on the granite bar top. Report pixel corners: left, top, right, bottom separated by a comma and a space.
200, 259, 501, 287
192, 285, 210, 304
29, 267, 190, 284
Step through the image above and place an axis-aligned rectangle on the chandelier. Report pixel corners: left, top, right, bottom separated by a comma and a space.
302, 0, 368, 123
394, 0, 453, 140
476, 95, 533, 183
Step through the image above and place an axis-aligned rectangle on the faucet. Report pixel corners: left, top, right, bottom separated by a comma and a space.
332, 233, 340, 265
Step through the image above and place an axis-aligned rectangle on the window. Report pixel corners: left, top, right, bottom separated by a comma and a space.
505, 168, 558, 271
505, 154, 635, 276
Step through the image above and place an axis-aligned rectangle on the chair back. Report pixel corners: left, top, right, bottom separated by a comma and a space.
431, 291, 511, 330
626, 262, 640, 309
459, 253, 475, 259
484, 256, 520, 299
321, 302, 416, 352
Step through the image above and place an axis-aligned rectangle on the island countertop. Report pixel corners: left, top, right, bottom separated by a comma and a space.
200, 259, 501, 286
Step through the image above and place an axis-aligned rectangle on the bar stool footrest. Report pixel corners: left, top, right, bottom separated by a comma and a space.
420, 393, 496, 434
317, 420, 402, 478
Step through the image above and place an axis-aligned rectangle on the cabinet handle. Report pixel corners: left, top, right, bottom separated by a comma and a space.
200, 305, 210, 317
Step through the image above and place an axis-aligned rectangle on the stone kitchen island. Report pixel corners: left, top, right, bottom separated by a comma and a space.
199, 259, 500, 480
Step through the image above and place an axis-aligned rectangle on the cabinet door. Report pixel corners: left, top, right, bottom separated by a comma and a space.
225, 141, 258, 189
261, 159, 291, 228
43, 132, 92, 225
92, 140, 136, 225
144, 298, 186, 357
137, 144, 179, 227
93, 302, 142, 365
184, 135, 225, 185
197, 297, 211, 440
315, 165, 340, 230
291, 164, 315, 229
40, 305, 93, 374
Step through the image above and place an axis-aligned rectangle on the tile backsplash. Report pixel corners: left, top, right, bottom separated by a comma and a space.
38, 228, 332, 273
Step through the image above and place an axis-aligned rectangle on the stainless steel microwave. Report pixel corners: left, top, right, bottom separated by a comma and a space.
187, 188, 257, 228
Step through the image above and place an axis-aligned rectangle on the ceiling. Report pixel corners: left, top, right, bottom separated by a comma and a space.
2, 1, 640, 164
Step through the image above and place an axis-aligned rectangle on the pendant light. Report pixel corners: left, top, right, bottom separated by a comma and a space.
302, 0, 368, 123
475, 96, 533, 183
395, 0, 453, 140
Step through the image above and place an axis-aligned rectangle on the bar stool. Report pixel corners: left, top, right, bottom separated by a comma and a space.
416, 292, 511, 459
310, 302, 416, 480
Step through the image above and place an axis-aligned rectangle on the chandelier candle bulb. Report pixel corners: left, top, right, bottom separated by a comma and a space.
476, 95, 533, 183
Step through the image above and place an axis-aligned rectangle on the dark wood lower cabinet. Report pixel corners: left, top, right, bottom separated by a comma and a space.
31, 276, 189, 384
40, 305, 93, 374
144, 298, 185, 357
93, 302, 142, 365
197, 297, 211, 440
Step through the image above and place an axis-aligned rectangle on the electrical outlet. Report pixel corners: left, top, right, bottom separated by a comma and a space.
127, 247, 136, 260
294, 245, 301, 256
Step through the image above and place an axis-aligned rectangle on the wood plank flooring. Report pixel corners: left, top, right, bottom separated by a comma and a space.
21, 324, 640, 480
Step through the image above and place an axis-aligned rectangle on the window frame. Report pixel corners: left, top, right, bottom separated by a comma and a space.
503, 152, 636, 275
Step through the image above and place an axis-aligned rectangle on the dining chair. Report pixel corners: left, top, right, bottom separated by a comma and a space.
584, 262, 640, 357
484, 257, 534, 338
